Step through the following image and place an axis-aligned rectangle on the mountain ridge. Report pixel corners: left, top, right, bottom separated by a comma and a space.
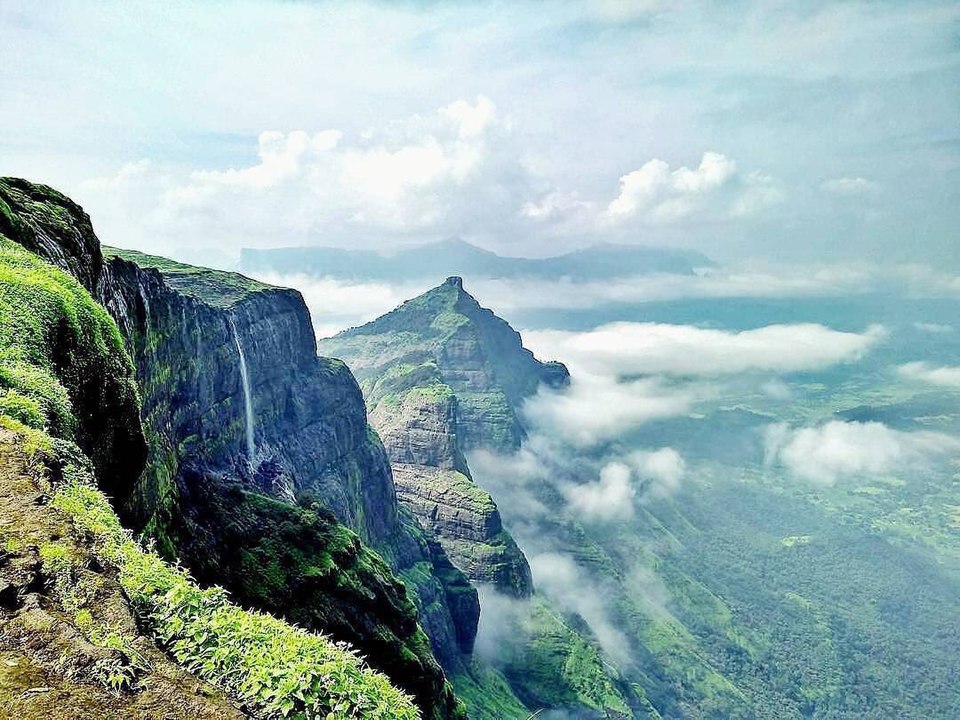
240, 238, 715, 282
318, 277, 644, 718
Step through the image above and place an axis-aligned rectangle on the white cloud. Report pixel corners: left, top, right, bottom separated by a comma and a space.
525, 322, 885, 378
764, 420, 960, 484
631, 447, 686, 499
560, 448, 686, 518
821, 176, 878, 195
523, 374, 700, 446
898, 362, 960, 389
599, 152, 783, 226
564, 461, 636, 521
82, 95, 543, 250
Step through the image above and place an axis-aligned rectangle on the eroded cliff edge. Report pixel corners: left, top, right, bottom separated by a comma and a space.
0, 177, 471, 720
318, 276, 569, 598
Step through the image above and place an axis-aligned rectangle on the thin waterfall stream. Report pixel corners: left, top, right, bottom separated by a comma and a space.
230, 319, 256, 461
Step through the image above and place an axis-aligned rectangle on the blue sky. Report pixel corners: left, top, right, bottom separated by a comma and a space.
2, 0, 958, 265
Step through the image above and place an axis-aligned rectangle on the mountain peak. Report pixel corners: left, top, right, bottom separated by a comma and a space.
444, 275, 464, 289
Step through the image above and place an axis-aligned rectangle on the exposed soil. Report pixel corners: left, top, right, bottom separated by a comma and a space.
0, 429, 248, 720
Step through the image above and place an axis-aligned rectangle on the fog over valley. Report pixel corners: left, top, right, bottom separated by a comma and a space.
2, 2, 959, 719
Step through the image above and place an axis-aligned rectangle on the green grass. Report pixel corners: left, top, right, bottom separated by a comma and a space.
103, 246, 274, 308
0, 235, 421, 719
53, 473, 419, 718
0, 237, 133, 438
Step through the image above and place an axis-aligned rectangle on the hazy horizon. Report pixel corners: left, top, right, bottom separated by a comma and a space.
3, 0, 958, 270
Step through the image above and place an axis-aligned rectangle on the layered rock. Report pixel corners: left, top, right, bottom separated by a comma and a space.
318, 278, 640, 718
0, 178, 471, 720
318, 277, 569, 598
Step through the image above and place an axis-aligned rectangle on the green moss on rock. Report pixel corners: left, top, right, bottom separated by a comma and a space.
0, 236, 145, 496
103, 247, 273, 308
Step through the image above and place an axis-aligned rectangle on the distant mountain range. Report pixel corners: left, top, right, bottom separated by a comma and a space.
240, 238, 715, 282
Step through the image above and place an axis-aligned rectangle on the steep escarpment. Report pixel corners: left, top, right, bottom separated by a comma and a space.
100, 250, 468, 717
0, 217, 419, 718
318, 277, 568, 597
99, 249, 477, 696
0, 177, 467, 719
319, 278, 641, 718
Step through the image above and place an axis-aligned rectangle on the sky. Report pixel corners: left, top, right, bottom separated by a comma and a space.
2, 0, 959, 266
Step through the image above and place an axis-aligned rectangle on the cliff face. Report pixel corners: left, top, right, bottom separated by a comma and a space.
99, 248, 399, 541
318, 278, 640, 719
98, 250, 472, 718
0, 179, 471, 720
318, 277, 569, 598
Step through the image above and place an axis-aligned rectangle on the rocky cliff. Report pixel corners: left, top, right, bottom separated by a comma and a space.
0, 178, 470, 720
318, 278, 645, 718
0, 184, 422, 717
318, 277, 568, 598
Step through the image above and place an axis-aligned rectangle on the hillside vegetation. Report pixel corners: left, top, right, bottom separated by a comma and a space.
0, 233, 421, 718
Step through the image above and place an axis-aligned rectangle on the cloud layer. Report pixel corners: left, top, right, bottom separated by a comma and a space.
764, 420, 960, 484
525, 322, 886, 378
898, 362, 960, 389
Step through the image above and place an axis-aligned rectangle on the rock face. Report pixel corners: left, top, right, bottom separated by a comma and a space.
99, 248, 400, 541
319, 278, 641, 719
319, 277, 570, 598
0, 180, 147, 499
0, 179, 471, 720
98, 249, 472, 718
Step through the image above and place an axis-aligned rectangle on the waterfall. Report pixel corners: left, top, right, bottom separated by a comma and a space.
230, 319, 256, 461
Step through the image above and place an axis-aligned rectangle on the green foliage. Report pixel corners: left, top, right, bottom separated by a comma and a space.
104, 246, 273, 308
0, 235, 139, 467
53, 475, 421, 719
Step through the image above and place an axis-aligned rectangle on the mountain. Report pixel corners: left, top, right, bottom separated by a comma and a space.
0, 178, 421, 718
240, 238, 714, 282
319, 278, 648, 718
96, 255, 469, 717
318, 276, 565, 597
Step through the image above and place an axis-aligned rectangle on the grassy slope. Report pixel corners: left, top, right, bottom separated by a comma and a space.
103, 247, 273, 308
0, 235, 420, 719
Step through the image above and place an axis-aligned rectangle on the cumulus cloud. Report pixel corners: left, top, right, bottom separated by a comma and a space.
898, 362, 960, 389
821, 177, 878, 195
764, 420, 960, 484
523, 374, 700, 446
79, 96, 547, 251
525, 322, 885, 378
603, 152, 781, 224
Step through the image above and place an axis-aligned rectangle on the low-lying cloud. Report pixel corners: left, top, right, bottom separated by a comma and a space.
525, 322, 886, 378
898, 362, 960, 389
528, 552, 632, 664
564, 462, 636, 521
523, 374, 701, 446
764, 420, 960, 484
